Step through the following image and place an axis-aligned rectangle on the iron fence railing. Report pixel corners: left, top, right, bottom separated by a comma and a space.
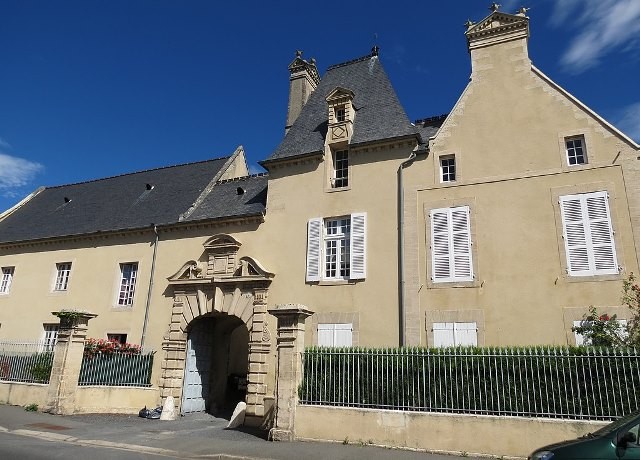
79, 349, 154, 387
0, 341, 54, 384
300, 346, 640, 421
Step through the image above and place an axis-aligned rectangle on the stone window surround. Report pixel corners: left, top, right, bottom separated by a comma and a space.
425, 309, 485, 347
423, 197, 481, 289
308, 312, 359, 346
324, 146, 351, 193
550, 181, 624, 283
557, 129, 593, 171
434, 151, 461, 185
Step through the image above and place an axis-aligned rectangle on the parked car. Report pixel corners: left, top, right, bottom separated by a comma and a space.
529, 410, 640, 459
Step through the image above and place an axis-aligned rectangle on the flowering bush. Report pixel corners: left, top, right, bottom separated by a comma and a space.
572, 273, 640, 347
84, 338, 142, 359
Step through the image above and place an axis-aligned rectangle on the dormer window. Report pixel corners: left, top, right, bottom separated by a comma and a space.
335, 107, 346, 122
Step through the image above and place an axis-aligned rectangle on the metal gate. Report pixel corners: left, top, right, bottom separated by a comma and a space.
181, 322, 213, 414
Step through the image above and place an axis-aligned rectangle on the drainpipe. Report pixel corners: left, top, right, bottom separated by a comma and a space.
140, 224, 159, 347
397, 147, 428, 347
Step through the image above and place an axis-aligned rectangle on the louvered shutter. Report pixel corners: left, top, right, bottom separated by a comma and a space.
430, 206, 473, 282
560, 192, 617, 276
453, 322, 477, 346
350, 212, 367, 280
306, 218, 322, 282
451, 208, 473, 279
433, 322, 454, 347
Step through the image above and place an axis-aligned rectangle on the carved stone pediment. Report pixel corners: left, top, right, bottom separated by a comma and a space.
168, 260, 204, 283
326, 87, 355, 103
230, 256, 275, 279
465, 11, 529, 50
168, 234, 274, 286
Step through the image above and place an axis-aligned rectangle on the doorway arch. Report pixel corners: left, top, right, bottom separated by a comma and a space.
160, 235, 274, 423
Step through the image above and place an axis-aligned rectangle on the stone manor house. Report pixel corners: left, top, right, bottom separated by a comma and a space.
0, 8, 639, 423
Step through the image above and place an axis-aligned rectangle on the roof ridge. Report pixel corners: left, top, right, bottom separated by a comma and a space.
326, 51, 378, 71
47, 156, 231, 189
414, 114, 449, 125
216, 173, 268, 184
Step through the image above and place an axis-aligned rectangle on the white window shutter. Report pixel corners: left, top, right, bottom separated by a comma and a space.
431, 206, 473, 282
573, 320, 586, 346
431, 210, 451, 281
561, 196, 590, 275
454, 322, 477, 346
560, 192, 617, 276
306, 218, 322, 282
433, 322, 454, 347
317, 324, 333, 346
350, 212, 367, 280
334, 323, 353, 347
451, 207, 473, 279
586, 193, 617, 273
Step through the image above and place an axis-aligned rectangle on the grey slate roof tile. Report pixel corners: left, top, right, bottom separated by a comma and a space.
265, 54, 418, 163
185, 174, 267, 222
0, 157, 266, 244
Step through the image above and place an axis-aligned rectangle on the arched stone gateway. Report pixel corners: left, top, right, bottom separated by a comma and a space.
160, 234, 274, 425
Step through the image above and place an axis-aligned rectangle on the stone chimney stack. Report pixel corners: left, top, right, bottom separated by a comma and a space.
285, 51, 320, 134
465, 4, 530, 77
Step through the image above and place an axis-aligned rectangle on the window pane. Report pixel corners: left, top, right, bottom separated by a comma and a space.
118, 263, 138, 306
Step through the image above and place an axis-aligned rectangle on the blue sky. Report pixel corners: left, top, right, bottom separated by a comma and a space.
1, 0, 639, 212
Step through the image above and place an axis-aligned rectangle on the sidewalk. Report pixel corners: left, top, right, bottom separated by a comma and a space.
0, 404, 484, 459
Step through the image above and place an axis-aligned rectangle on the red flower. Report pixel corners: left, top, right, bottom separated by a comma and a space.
599, 314, 610, 321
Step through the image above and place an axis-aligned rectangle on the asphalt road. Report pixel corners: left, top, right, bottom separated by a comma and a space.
0, 404, 489, 460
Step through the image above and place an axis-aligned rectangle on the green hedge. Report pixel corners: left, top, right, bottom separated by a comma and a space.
300, 346, 640, 420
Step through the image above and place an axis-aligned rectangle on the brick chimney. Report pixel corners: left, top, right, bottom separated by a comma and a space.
465, 4, 530, 77
285, 51, 320, 134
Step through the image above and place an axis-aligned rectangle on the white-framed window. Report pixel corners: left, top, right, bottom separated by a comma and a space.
440, 155, 456, 182
565, 136, 587, 166
433, 322, 477, 347
42, 324, 59, 351
430, 206, 473, 282
117, 262, 138, 306
306, 213, 366, 282
560, 191, 618, 276
331, 150, 349, 188
318, 323, 352, 347
0, 267, 14, 294
573, 319, 627, 345
53, 262, 72, 291
335, 106, 346, 123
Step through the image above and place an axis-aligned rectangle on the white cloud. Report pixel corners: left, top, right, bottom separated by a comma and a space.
551, 0, 640, 73
614, 102, 640, 143
0, 153, 44, 189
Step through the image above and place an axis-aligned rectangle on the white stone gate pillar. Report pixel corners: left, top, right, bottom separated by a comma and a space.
267, 304, 313, 441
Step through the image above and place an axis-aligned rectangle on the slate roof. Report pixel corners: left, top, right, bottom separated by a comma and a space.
184, 174, 267, 222
414, 114, 448, 149
264, 53, 418, 163
0, 157, 266, 244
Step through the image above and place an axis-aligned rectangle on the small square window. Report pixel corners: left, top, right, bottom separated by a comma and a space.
440, 155, 456, 182
54, 262, 72, 291
335, 107, 346, 122
318, 323, 352, 347
0, 267, 14, 294
566, 136, 587, 165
